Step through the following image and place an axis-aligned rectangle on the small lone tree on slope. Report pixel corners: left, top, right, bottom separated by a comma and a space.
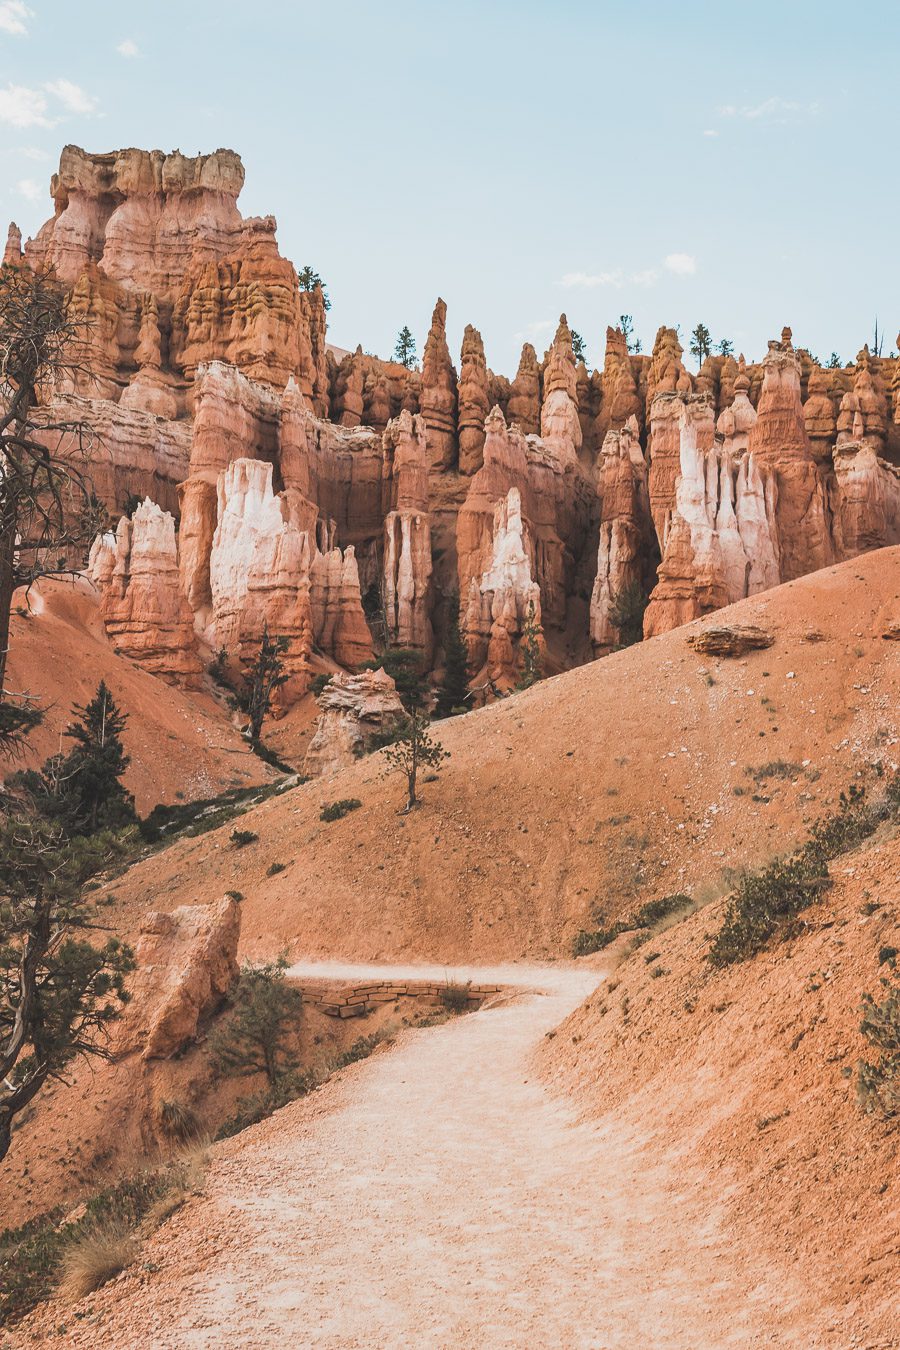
570, 329, 588, 365
393, 326, 417, 369
245, 624, 289, 742
209, 957, 303, 1087
383, 712, 449, 812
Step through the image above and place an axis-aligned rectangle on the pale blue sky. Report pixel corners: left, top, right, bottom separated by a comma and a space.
0, 0, 896, 374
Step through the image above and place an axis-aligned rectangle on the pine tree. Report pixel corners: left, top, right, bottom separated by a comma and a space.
0, 813, 135, 1160
246, 624, 289, 742
297, 265, 331, 311
570, 329, 588, 365
209, 957, 303, 1087
827, 352, 842, 369
364, 646, 428, 712
690, 323, 712, 365
393, 325, 417, 369
516, 599, 543, 691
619, 314, 640, 353
51, 682, 135, 834
383, 712, 449, 812
435, 597, 470, 718
716, 338, 734, 357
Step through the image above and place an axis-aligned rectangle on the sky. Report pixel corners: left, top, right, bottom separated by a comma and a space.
0, 0, 896, 375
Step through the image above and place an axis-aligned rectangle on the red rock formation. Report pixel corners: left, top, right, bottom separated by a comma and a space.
540, 316, 582, 467
745, 334, 832, 582
647, 393, 711, 549
836, 354, 888, 454
594, 325, 643, 447
507, 343, 541, 435
463, 485, 542, 686
832, 441, 900, 556
419, 298, 458, 469
803, 368, 838, 464
179, 361, 282, 616
113, 896, 240, 1060
382, 411, 433, 655
309, 546, 374, 668
90, 499, 202, 686
303, 669, 405, 777
644, 401, 780, 637
458, 324, 491, 474
3, 222, 22, 264
589, 416, 655, 650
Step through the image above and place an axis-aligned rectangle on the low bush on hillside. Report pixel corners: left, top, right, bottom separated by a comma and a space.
320, 798, 361, 822
573, 893, 693, 957
229, 827, 259, 849
0, 1158, 205, 1323
857, 974, 900, 1120
139, 782, 283, 845
216, 1029, 393, 1140
709, 778, 900, 966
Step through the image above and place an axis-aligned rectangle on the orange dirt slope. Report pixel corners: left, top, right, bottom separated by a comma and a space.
5, 577, 271, 811
85, 547, 900, 964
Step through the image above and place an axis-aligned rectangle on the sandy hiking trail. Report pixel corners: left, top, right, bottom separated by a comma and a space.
41, 962, 815, 1349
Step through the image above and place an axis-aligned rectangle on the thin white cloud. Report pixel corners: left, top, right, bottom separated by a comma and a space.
0, 1, 33, 36
0, 83, 51, 127
718, 96, 819, 122
562, 269, 624, 289
664, 252, 697, 276
563, 266, 662, 290
702, 128, 718, 138
513, 319, 555, 344
117, 37, 139, 57
0, 79, 100, 128
15, 176, 41, 201
44, 79, 99, 115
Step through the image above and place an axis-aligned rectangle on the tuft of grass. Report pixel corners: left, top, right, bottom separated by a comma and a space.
320, 798, 361, 822
156, 1098, 200, 1145
438, 980, 472, 1014
57, 1222, 139, 1302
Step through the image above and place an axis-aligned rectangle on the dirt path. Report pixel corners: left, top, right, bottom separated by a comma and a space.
37, 962, 812, 1349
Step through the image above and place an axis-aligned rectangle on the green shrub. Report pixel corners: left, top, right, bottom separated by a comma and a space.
216, 1068, 319, 1140
229, 828, 258, 849
573, 893, 692, 956
309, 674, 332, 697
438, 980, 471, 1014
857, 974, 900, 1119
709, 779, 900, 966
266, 861, 286, 877
320, 798, 361, 822
708, 853, 830, 967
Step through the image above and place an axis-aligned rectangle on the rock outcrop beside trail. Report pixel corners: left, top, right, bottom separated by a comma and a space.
12, 144, 900, 695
